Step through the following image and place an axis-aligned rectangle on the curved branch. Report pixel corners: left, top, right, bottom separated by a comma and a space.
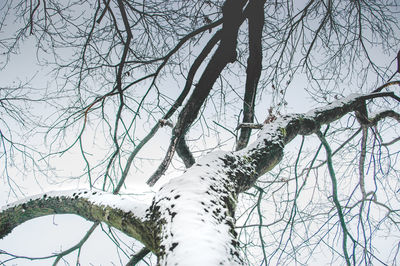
0, 190, 155, 251
166, 31, 223, 169
369, 110, 400, 125
372, 80, 400, 93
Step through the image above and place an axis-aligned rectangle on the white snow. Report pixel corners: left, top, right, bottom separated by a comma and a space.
155, 150, 242, 265
306, 93, 361, 117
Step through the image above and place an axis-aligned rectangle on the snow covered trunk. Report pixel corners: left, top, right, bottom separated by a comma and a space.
148, 94, 378, 265
150, 152, 243, 265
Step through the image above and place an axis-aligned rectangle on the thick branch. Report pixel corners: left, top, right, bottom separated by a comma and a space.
372, 80, 400, 93
147, 0, 247, 186
230, 92, 400, 192
176, 137, 195, 168
236, 0, 265, 151
172, 0, 246, 142
151, 154, 243, 265
0, 190, 155, 251
164, 31, 222, 120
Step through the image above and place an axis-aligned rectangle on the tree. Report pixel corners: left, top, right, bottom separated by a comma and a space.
0, 0, 400, 265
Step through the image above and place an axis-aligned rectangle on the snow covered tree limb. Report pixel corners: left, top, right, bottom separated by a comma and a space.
231, 92, 400, 192
0, 190, 155, 252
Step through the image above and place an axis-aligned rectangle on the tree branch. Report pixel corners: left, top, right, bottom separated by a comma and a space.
52, 222, 99, 265
0, 190, 155, 252
228, 91, 400, 192
236, 0, 265, 151
114, 31, 222, 192
316, 131, 352, 266
176, 137, 195, 168
126, 247, 151, 266
372, 80, 400, 93
147, 0, 247, 186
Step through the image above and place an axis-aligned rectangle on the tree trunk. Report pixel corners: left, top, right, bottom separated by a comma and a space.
152, 152, 242, 265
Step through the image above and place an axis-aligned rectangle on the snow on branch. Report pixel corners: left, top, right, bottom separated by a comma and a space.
231, 91, 400, 191
0, 189, 156, 251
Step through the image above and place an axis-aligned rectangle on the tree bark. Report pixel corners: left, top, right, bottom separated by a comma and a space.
0, 190, 156, 251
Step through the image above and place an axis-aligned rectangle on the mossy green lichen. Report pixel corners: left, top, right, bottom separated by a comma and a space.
279, 127, 287, 137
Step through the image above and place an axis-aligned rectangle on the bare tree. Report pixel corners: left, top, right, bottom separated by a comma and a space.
0, 0, 400, 265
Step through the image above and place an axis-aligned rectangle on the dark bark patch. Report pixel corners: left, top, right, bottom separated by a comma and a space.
231, 240, 239, 247
169, 242, 179, 251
